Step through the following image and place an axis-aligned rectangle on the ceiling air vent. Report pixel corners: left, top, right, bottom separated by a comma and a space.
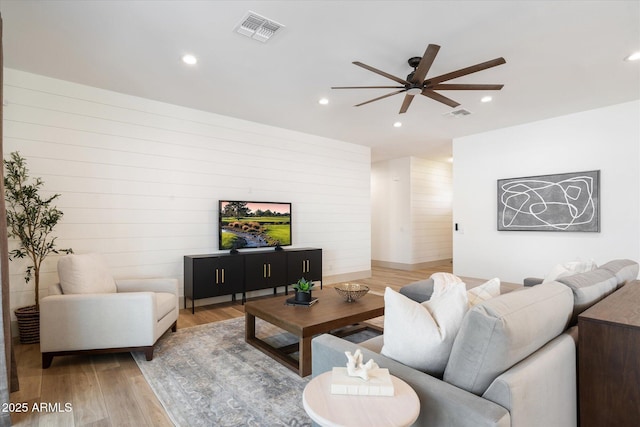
443, 108, 472, 118
235, 11, 284, 43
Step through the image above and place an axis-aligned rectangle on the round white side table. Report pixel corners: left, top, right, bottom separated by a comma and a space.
302, 371, 420, 427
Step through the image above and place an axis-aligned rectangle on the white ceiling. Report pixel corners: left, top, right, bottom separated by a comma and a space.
1, 1, 639, 162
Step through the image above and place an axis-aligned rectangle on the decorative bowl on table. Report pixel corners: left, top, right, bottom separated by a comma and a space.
334, 283, 369, 302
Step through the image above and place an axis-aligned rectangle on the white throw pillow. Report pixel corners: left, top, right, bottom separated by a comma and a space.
467, 277, 501, 308
381, 284, 468, 376
430, 272, 464, 298
57, 253, 117, 294
543, 259, 597, 283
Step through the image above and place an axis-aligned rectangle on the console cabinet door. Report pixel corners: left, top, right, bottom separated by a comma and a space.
215, 256, 244, 296
244, 252, 287, 291
192, 256, 243, 298
287, 249, 322, 283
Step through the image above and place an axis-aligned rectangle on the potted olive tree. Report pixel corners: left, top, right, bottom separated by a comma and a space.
4, 152, 72, 343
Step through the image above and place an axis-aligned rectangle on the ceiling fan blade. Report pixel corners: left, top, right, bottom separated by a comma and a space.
355, 89, 406, 107
332, 86, 406, 89
399, 94, 415, 114
421, 90, 460, 108
431, 83, 504, 90
412, 44, 440, 84
427, 57, 506, 85
353, 61, 410, 85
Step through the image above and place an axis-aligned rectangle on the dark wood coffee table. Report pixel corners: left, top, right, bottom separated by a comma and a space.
244, 288, 384, 377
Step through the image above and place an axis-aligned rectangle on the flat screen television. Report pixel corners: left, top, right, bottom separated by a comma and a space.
219, 200, 292, 251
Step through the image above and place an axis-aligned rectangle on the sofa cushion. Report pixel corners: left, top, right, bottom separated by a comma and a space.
556, 269, 617, 324
443, 283, 573, 396
542, 259, 597, 283
381, 284, 468, 376
467, 278, 501, 308
398, 278, 434, 303
57, 253, 117, 294
598, 259, 638, 286
156, 292, 176, 321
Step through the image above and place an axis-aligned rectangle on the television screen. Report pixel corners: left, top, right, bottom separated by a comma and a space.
219, 201, 292, 250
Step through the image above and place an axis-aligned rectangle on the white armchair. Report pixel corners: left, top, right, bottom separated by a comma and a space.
40, 253, 179, 368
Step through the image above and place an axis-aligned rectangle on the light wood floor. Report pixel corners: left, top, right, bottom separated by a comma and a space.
9, 263, 451, 426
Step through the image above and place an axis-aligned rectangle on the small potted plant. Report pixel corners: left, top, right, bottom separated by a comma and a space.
292, 277, 315, 303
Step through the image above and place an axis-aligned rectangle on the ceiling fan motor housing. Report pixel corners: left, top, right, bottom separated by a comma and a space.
408, 56, 422, 68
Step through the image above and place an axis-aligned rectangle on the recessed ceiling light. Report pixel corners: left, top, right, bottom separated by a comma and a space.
182, 54, 198, 65
481, 96, 493, 103
393, 121, 402, 128
624, 51, 640, 62
318, 98, 329, 105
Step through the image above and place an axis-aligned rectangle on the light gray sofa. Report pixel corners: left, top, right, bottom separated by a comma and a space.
312, 259, 638, 427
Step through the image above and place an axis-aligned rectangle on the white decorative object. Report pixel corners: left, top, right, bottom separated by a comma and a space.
345, 349, 379, 380
330, 367, 395, 396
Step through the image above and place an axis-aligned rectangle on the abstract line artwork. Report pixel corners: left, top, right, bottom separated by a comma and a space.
497, 170, 600, 232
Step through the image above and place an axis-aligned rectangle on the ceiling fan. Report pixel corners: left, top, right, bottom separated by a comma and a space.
332, 44, 506, 114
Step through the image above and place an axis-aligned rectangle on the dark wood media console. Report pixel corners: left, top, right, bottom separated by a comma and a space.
578, 280, 640, 427
184, 248, 322, 313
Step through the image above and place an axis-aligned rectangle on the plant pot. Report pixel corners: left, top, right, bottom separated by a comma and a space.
15, 305, 40, 344
294, 290, 312, 303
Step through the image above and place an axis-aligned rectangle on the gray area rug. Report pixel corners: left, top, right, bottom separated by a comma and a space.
133, 316, 379, 427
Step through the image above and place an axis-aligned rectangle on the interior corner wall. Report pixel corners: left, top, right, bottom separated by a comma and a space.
3, 69, 371, 317
453, 100, 640, 283
372, 157, 453, 269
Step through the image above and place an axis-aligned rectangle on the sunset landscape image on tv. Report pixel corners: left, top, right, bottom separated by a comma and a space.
219, 201, 291, 250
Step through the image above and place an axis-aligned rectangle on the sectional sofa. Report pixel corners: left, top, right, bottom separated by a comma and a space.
311, 259, 638, 427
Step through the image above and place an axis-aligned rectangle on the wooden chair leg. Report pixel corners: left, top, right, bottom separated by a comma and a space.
42, 353, 54, 369
144, 347, 154, 361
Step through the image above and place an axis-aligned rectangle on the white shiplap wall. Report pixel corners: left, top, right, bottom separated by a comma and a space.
410, 157, 453, 264
3, 69, 371, 316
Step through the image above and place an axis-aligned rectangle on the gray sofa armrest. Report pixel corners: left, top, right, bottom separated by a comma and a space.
312, 334, 510, 427
399, 278, 434, 302
523, 277, 544, 287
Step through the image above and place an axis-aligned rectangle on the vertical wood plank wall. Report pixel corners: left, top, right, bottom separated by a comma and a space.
2, 69, 372, 316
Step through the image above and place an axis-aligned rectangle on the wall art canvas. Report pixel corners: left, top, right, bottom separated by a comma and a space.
497, 170, 600, 232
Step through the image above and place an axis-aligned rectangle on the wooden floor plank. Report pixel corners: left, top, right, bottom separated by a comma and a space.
9, 265, 451, 425
95, 365, 149, 427
68, 362, 109, 427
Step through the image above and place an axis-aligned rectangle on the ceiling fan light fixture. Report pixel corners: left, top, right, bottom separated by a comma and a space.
406, 87, 422, 95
